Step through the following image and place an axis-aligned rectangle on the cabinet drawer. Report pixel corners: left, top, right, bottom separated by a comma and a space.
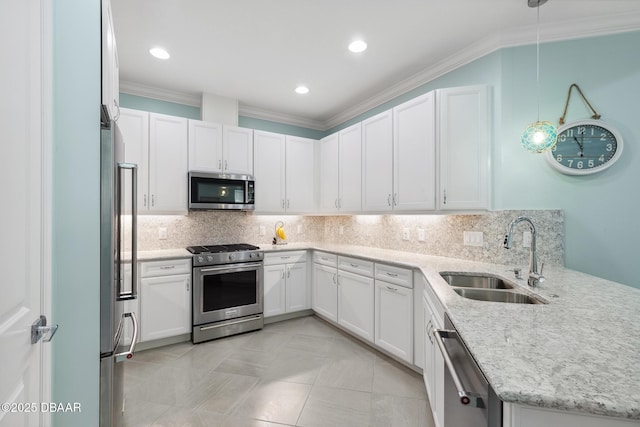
375, 263, 413, 288
264, 250, 307, 265
140, 258, 191, 278
313, 251, 337, 267
338, 256, 374, 277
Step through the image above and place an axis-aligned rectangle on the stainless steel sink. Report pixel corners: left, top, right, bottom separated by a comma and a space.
452, 288, 546, 304
440, 272, 514, 289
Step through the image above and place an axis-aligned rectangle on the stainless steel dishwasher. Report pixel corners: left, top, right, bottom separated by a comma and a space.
433, 313, 502, 427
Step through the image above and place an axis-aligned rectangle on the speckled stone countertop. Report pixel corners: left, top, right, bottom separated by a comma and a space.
140, 243, 640, 420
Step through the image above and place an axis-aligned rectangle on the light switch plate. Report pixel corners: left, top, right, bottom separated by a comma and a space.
402, 228, 410, 241
417, 228, 425, 242
463, 231, 483, 247
158, 227, 167, 240
259, 225, 265, 236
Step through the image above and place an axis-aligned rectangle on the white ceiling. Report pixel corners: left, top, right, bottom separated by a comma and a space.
111, 0, 640, 130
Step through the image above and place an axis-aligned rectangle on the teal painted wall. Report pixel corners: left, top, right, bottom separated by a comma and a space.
495, 31, 640, 288
119, 93, 200, 119
52, 0, 101, 426
238, 116, 325, 139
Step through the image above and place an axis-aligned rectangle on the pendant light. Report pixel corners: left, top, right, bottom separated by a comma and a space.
520, 0, 557, 153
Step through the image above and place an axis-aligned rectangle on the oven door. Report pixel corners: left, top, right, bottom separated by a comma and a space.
192, 262, 263, 325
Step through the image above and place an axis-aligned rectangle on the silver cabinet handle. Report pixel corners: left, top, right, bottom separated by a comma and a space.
218, 160, 222, 170
332, 273, 337, 284
386, 285, 398, 292
281, 256, 291, 259
287, 269, 291, 278
443, 189, 447, 205
393, 193, 397, 206
115, 162, 137, 300
186, 277, 190, 292
143, 194, 147, 207
151, 194, 155, 207
282, 270, 285, 279
387, 194, 392, 206
114, 312, 138, 361
224, 160, 228, 170
350, 263, 359, 268
335, 198, 339, 208
160, 265, 175, 270
386, 272, 398, 277
433, 329, 484, 408
282, 199, 285, 209
287, 199, 290, 209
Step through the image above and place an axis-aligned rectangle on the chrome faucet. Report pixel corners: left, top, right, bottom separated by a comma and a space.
503, 216, 544, 287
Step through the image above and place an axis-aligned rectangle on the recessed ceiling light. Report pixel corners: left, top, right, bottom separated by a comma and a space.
295, 86, 309, 95
348, 40, 367, 53
149, 47, 170, 60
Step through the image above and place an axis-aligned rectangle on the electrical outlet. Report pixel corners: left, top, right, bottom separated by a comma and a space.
259, 225, 265, 236
402, 228, 410, 241
463, 231, 484, 247
158, 227, 167, 240
417, 228, 425, 242
297, 225, 303, 234
523, 231, 532, 248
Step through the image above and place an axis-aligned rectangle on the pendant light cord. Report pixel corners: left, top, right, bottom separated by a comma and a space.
536, 3, 540, 122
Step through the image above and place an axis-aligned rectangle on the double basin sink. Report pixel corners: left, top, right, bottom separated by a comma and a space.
440, 272, 547, 304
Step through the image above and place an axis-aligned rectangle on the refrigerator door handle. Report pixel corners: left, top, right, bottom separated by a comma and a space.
114, 312, 138, 362
115, 162, 138, 300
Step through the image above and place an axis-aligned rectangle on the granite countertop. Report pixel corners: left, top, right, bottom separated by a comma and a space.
140, 243, 640, 420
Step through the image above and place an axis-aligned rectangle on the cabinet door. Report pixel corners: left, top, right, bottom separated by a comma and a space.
393, 91, 436, 211
362, 110, 394, 211
375, 281, 413, 363
188, 119, 223, 173
117, 108, 149, 211
438, 85, 490, 210
339, 123, 362, 212
140, 274, 191, 342
285, 136, 317, 213
285, 262, 308, 313
149, 113, 188, 213
312, 263, 338, 322
253, 131, 286, 213
319, 133, 339, 212
223, 125, 253, 175
263, 264, 286, 317
338, 270, 374, 342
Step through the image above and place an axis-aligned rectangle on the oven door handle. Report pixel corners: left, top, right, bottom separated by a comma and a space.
197, 262, 264, 273
433, 328, 485, 408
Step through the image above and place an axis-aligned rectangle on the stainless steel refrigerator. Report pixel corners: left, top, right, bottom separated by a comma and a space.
99, 105, 139, 427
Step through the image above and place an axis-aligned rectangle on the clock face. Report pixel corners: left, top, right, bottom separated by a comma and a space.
545, 119, 623, 175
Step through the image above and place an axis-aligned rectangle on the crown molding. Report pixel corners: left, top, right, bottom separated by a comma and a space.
238, 104, 326, 130
119, 81, 201, 107
120, 13, 640, 132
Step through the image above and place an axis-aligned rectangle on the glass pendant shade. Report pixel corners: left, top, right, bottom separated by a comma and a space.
521, 120, 557, 152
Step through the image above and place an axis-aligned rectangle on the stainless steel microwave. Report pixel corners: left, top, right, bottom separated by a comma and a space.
188, 172, 255, 210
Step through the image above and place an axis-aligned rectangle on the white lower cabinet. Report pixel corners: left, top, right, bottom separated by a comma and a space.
338, 270, 374, 342
374, 273, 413, 363
312, 252, 338, 322
139, 258, 191, 342
263, 251, 309, 318
504, 403, 640, 427
421, 274, 445, 427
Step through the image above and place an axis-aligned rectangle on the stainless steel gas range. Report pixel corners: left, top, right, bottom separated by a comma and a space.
186, 244, 264, 343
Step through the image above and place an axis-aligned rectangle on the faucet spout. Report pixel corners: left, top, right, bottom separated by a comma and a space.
504, 216, 542, 287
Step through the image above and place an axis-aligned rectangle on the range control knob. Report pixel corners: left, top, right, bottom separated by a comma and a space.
207, 256, 214, 262
249, 253, 256, 259
228, 254, 234, 261
197, 256, 204, 264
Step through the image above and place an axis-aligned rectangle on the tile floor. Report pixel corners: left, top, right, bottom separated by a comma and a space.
123, 315, 435, 427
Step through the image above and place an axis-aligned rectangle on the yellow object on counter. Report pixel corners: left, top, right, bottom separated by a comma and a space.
276, 227, 287, 240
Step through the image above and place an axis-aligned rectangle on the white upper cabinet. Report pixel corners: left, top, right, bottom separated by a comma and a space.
319, 132, 340, 212
188, 120, 223, 173
118, 108, 188, 214
285, 135, 316, 213
254, 131, 316, 213
101, 0, 119, 121
223, 125, 254, 175
254, 131, 286, 212
437, 85, 490, 210
149, 113, 189, 213
362, 110, 394, 211
393, 92, 436, 211
339, 123, 362, 212
319, 123, 362, 213
188, 120, 253, 175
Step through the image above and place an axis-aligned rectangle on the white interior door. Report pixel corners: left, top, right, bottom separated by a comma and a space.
0, 1, 50, 427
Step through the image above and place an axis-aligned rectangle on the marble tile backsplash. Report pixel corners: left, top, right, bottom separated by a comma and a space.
137, 210, 564, 267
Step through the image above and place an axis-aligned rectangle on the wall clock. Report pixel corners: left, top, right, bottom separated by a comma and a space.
544, 119, 623, 175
